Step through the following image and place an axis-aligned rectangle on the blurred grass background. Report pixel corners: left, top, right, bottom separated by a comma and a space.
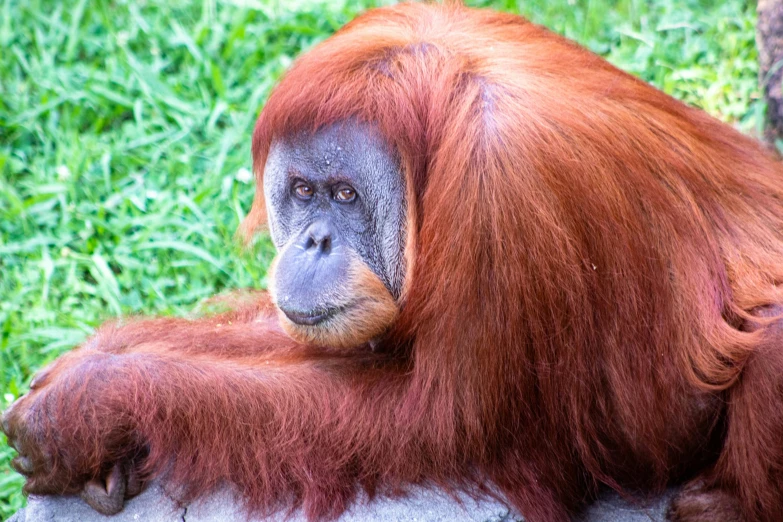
0, 0, 761, 517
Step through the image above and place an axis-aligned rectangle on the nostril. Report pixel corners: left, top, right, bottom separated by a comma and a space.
304, 221, 333, 255
319, 236, 331, 255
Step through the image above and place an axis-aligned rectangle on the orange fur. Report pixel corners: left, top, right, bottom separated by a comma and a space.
270, 256, 399, 349
5, 4, 783, 522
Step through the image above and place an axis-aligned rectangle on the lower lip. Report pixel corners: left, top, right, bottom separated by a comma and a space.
284, 308, 338, 326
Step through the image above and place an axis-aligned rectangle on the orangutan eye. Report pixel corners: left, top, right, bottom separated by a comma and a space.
334, 185, 356, 203
293, 181, 313, 200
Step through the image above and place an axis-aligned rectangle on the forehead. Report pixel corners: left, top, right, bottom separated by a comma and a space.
265, 121, 399, 185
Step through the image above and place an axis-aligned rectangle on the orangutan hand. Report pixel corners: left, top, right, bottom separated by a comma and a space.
1, 351, 146, 515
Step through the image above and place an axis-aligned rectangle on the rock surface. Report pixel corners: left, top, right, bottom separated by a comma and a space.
8, 483, 674, 522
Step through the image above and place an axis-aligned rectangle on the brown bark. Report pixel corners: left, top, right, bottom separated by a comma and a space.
757, 0, 783, 143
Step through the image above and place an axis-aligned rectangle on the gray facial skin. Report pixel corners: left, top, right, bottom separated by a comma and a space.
264, 121, 407, 324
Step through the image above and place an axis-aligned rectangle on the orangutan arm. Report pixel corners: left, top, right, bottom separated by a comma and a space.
73, 292, 304, 360
1, 346, 432, 519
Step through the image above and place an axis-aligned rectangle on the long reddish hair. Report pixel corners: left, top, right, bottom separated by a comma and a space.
17, 3, 777, 521
243, 0, 783, 489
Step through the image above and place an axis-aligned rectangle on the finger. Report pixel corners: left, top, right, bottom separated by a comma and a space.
11, 456, 34, 475
1, 408, 51, 472
29, 363, 56, 390
81, 464, 126, 515
125, 465, 144, 498
1, 403, 26, 452
1, 403, 17, 438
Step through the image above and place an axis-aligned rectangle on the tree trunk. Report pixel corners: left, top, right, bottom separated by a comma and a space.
757, 0, 783, 143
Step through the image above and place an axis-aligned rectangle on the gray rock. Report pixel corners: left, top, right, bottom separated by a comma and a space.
7, 483, 182, 522
8, 483, 674, 522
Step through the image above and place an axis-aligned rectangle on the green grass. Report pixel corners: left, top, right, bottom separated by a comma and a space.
0, 0, 760, 518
